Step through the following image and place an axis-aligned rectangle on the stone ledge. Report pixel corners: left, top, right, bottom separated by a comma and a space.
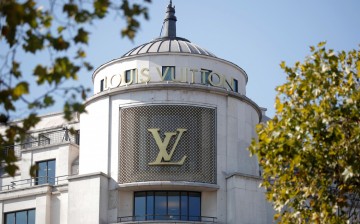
118, 181, 219, 192
0, 184, 51, 200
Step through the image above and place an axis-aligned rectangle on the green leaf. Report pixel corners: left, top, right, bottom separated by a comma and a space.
22, 30, 44, 53
317, 41, 326, 48
43, 95, 54, 107
57, 26, 65, 34
34, 65, 48, 84
49, 36, 70, 51
280, 61, 286, 69
29, 164, 38, 177
63, 3, 78, 17
11, 61, 22, 78
74, 28, 89, 44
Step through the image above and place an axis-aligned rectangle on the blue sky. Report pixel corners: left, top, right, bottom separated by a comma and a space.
4, 0, 360, 119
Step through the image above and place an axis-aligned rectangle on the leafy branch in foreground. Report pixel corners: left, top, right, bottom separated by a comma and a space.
249, 42, 360, 224
0, 0, 151, 176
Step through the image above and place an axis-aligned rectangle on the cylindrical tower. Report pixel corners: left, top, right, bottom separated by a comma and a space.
77, 2, 273, 223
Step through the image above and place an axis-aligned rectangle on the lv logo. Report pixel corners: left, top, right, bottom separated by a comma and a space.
148, 128, 187, 165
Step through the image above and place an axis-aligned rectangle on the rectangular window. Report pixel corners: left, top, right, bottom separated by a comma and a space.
225, 78, 238, 92
100, 79, 104, 92
134, 192, 146, 221
200, 69, 212, 85
162, 66, 175, 81
36, 160, 56, 185
125, 69, 136, 84
233, 79, 238, 92
134, 191, 201, 222
155, 192, 167, 220
5, 209, 35, 224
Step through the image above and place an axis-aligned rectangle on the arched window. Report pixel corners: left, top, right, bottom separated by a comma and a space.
134, 191, 201, 221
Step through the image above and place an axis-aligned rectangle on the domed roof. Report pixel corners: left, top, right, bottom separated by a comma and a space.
122, 37, 217, 58
121, 1, 216, 59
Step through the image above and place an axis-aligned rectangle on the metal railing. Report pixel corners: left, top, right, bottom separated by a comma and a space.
118, 215, 217, 223
1, 175, 70, 191
1, 129, 79, 158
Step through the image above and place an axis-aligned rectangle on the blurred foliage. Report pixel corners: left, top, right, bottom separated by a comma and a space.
0, 0, 151, 176
249, 43, 360, 223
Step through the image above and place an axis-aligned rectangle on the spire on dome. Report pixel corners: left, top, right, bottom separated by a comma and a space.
162, 0, 177, 38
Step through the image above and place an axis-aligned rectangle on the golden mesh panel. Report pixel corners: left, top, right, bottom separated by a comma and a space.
119, 105, 216, 184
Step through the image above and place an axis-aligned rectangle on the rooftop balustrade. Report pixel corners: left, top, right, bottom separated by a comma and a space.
0, 175, 70, 191
1, 129, 79, 158
117, 215, 217, 223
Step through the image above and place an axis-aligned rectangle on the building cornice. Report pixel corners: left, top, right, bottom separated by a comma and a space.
91, 52, 248, 84
118, 181, 219, 192
84, 83, 262, 122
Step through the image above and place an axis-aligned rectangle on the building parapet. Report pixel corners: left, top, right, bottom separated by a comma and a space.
1, 128, 79, 158
0, 175, 70, 192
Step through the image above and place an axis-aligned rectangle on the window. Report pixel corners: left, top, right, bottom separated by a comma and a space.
100, 79, 104, 92
134, 191, 201, 221
36, 160, 55, 185
125, 69, 136, 84
162, 66, 175, 81
5, 209, 35, 224
232, 79, 238, 92
225, 78, 238, 92
201, 69, 212, 85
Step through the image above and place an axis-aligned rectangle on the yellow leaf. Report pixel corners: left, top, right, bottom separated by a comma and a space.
13, 82, 29, 97
275, 97, 283, 113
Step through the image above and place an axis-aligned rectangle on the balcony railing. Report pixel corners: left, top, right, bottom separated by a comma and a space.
1, 129, 79, 158
1, 175, 70, 191
117, 215, 217, 223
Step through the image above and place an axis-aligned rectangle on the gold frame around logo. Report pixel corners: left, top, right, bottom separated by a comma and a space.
148, 128, 187, 166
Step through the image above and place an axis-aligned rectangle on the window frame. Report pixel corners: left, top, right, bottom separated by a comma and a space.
125, 69, 136, 84
35, 159, 56, 185
133, 191, 201, 221
200, 69, 212, 85
162, 66, 175, 81
4, 208, 35, 224
100, 79, 104, 92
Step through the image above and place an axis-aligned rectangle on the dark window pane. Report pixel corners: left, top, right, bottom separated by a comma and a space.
47, 160, 56, 185
134, 191, 200, 222
162, 66, 174, 81
134, 192, 146, 221
28, 210, 35, 224
201, 69, 212, 85
36, 160, 55, 185
37, 161, 47, 185
181, 192, 188, 220
100, 79, 104, 91
5, 213, 15, 224
233, 79, 238, 92
125, 69, 135, 84
155, 192, 167, 220
146, 192, 154, 220
168, 192, 180, 220
189, 192, 201, 221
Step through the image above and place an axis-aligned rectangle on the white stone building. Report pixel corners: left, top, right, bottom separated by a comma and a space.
0, 2, 274, 223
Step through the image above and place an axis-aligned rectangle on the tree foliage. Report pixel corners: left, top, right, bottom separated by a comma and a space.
249, 43, 360, 223
0, 0, 151, 176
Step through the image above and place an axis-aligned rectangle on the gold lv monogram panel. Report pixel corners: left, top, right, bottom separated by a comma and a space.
119, 105, 216, 184
148, 128, 187, 165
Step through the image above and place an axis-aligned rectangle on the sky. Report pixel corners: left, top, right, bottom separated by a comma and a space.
3, 0, 360, 119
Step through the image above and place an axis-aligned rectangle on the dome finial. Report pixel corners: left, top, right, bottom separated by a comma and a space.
162, 0, 177, 38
